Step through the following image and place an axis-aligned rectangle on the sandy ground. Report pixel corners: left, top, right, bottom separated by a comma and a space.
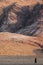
0, 32, 43, 56
0, 56, 43, 64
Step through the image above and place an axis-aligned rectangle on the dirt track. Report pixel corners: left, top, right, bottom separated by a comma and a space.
0, 56, 43, 64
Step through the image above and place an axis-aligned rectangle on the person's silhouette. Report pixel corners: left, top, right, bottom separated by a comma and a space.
35, 58, 37, 63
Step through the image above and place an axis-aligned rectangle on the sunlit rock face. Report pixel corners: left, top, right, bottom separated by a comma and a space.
0, 3, 43, 36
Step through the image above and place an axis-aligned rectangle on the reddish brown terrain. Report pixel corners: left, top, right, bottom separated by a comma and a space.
0, 32, 43, 56
0, 0, 43, 15
0, 0, 43, 56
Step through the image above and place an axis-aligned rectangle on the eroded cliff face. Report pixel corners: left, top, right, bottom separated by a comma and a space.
0, 2, 43, 37
0, 0, 43, 56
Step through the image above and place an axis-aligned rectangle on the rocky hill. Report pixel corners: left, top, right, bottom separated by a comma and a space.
0, 2, 43, 37
0, 0, 43, 56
